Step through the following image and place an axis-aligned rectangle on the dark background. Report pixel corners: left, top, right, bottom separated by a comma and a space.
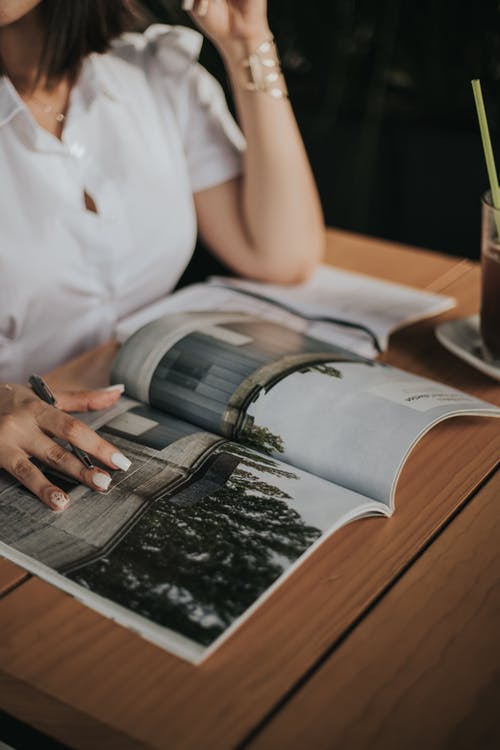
142, 0, 500, 265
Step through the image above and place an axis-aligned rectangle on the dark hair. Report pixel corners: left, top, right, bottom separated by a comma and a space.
1, 0, 139, 83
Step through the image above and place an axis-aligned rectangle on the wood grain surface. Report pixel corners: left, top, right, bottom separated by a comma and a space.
0, 229, 498, 750
0, 561, 28, 597
323, 228, 472, 288
248, 470, 500, 750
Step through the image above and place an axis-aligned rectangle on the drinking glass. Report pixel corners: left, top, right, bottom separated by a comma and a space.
480, 192, 500, 362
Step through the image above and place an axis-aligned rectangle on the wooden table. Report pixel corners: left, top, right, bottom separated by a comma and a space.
0, 229, 499, 750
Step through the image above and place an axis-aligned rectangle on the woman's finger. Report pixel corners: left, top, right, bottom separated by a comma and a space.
54, 384, 125, 412
29, 432, 113, 492
36, 407, 131, 472
196, 0, 210, 16
2, 448, 70, 511
185, 0, 210, 15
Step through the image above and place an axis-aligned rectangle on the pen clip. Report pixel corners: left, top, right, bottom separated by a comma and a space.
73, 445, 95, 470
29, 374, 57, 406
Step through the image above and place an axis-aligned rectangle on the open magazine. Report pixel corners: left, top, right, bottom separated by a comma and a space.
0, 276, 498, 664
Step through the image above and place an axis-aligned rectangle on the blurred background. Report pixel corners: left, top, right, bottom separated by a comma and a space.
138, 0, 500, 267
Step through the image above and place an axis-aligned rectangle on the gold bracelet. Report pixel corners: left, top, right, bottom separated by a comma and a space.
240, 37, 289, 99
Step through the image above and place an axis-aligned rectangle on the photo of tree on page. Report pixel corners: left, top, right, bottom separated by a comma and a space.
0, 398, 383, 662
66, 439, 325, 649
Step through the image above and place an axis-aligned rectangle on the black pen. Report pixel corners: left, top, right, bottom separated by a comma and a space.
29, 374, 95, 469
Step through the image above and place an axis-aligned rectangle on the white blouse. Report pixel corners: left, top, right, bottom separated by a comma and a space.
0, 24, 244, 384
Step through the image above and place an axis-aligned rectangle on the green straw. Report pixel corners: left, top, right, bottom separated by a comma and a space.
471, 79, 500, 236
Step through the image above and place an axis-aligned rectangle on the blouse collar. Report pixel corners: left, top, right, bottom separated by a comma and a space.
0, 77, 25, 128
0, 53, 122, 130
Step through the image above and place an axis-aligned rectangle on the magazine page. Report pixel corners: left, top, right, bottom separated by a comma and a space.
208, 265, 456, 350
0, 398, 383, 664
116, 284, 381, 359
115, 265, 456, 358
112, 313, 500, 508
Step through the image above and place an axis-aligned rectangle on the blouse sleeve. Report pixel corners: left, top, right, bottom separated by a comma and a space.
142, 24, 245, 193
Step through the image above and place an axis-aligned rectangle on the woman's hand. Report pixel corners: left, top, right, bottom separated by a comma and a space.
0, 383, 131, 512
182, 0, 271, 51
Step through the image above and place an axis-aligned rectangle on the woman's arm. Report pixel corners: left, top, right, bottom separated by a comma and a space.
184, 0, 325, 284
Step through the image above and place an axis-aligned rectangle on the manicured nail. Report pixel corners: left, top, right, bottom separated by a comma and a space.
92, 472, 112, 491
101, 384, 125, 393
50, 491, 70, 511
111, 452, 131, 471
198, 0, 209, 14
182, 0, 195, 10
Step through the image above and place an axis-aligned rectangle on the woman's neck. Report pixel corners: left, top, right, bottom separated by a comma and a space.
0, 6, 46, 92
1, 6, 72, 139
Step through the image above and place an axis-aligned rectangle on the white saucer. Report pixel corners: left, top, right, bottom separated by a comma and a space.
435, 315, 500, 382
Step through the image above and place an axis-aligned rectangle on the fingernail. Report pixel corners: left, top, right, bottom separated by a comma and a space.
182, 0, 194, 10
50, 491, 70, 511
92, 472, 112, 491
101, 384, 125, 394
111, 452, 131, 471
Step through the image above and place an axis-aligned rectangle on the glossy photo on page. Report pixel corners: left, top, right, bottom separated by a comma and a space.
115, 313, 499, 507
0, 399, 381, 663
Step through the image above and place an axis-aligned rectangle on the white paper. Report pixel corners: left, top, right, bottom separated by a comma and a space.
116, 266, 456, 359
209, 265, 456, 349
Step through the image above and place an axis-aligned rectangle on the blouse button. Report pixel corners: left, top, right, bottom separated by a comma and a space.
69, 143, 85, 159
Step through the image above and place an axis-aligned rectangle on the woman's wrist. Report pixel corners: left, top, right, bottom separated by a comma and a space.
217, 27, 274, 64
219, 32, 289, 101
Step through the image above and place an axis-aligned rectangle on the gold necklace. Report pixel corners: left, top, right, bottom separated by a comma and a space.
25, 94, 66, 122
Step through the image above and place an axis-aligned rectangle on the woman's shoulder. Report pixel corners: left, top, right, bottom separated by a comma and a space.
107, 24, 204, 76
90, 24, 244, 158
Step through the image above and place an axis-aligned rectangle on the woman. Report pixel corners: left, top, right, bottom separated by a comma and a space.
0, 0, 324, 510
